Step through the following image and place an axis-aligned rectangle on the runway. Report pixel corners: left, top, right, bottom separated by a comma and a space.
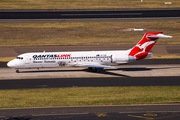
0, 9, 180, 23
0, 76, 180, 89
1, 105, 180, 120
1, 17, 180, 23
0, 9, 180, 19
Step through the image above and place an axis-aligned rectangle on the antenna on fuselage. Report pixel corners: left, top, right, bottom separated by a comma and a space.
43, 50, 45, 53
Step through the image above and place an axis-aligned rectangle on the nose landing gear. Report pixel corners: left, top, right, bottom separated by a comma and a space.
16, 68, 19, 73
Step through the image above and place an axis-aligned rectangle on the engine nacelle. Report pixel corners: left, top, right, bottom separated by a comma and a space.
112, 54, 136, 63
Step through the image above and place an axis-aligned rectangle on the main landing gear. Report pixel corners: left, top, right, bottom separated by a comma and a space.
88, 67, 97, 72
16, 68, 19, 73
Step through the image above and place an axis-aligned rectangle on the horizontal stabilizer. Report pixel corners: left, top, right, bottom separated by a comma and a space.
147, 33, 172, 39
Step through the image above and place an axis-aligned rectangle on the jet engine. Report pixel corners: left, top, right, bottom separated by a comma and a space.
112, 54, 136, 64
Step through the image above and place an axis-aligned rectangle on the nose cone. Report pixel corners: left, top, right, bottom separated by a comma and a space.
7, 60, 16, 68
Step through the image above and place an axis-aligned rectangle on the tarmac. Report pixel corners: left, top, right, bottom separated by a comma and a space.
1, 105, 180, 117
1, 64, 180, 80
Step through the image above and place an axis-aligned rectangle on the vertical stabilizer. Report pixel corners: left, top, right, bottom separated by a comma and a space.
129, 32, 172, 60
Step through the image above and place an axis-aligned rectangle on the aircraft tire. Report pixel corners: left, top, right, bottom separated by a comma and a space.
88, 67, 93, 70
16, 70, 19, 73
92, 67, 97, 72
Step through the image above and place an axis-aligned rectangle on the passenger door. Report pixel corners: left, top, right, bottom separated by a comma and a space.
25, 55, 30, 64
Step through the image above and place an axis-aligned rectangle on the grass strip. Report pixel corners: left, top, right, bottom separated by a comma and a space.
0, 0, 180, 9
0, 21, 180, 47
0, 57, 15, 62
0, 86, 180, 108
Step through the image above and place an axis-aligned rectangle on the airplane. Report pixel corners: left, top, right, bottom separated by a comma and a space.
7, 32, 172, 73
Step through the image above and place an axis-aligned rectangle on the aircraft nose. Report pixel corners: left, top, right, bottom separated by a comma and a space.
7, 61, 16, 68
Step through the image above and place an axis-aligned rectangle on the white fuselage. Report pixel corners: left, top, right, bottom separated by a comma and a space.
7, 49, 136, 69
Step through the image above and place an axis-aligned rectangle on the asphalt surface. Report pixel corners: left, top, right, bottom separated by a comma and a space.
1, 105, 180, 120
1, 17, 180, 23
0, 9, 180, 19
0, 76, 180, 89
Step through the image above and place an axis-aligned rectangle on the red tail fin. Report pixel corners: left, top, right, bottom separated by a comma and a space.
129, 32, 171, 60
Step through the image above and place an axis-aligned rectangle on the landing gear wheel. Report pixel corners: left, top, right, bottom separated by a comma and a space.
88, 67, 93, 71
92, 67, 97, 72
88, 67, 97, 72
16, 69, 19, 73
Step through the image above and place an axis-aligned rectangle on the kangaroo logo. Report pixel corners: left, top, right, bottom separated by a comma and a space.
129, 32, 165, 60
136, 44, 144, 51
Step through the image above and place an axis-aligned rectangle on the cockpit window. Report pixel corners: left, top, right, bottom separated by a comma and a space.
16, 57, 23, 60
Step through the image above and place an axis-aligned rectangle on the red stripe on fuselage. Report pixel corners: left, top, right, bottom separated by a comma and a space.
57, 54, 71, 57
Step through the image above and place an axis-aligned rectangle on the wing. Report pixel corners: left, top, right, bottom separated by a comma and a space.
74, 63, 115, 68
